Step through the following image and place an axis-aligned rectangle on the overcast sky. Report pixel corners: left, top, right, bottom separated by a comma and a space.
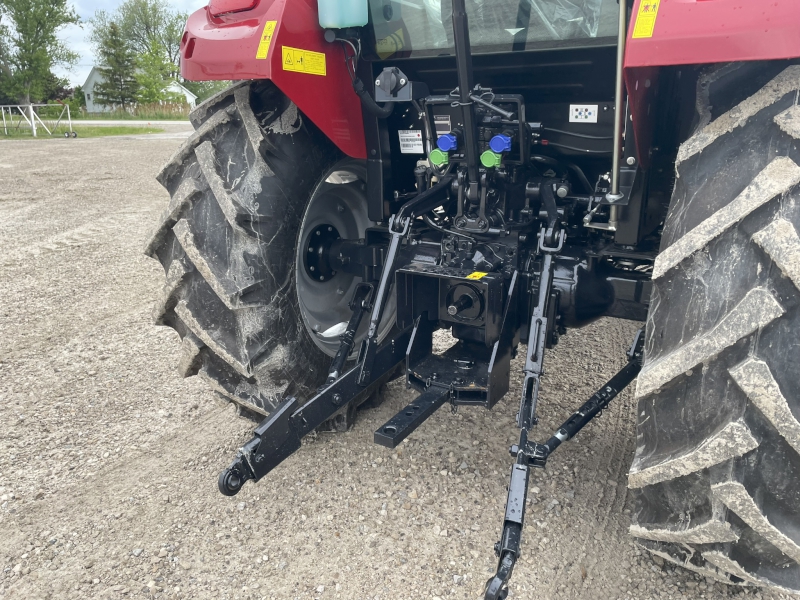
55, 0, 208, 87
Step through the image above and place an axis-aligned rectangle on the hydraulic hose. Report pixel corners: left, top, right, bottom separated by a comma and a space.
353, 77, 394, 119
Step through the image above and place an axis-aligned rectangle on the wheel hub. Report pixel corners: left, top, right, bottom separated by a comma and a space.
303, 224, 340, 282
295, 160, 396, 358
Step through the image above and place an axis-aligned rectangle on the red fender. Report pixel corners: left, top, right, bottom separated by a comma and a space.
181, 0, 367, 159
624, 0, 800, 167
183, 0, 800, 165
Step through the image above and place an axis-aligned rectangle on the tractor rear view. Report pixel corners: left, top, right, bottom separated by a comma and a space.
145, 0, 800, 596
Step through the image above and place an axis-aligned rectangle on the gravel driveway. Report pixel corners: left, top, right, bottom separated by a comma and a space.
0, 136, 782, 600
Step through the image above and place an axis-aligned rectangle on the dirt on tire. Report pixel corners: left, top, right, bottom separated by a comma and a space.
147, 81, 342, 417
631, 64, 800, 593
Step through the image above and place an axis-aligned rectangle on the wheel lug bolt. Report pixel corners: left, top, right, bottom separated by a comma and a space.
310, 266, 315, 271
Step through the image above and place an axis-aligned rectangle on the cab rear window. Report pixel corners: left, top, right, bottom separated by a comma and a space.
367, 0, 619, 58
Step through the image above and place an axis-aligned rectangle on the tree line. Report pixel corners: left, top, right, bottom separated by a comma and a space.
0, 0, 78, 105
0, 0, 227, 110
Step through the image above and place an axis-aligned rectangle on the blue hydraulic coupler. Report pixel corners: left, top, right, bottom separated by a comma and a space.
437, 133, 458, 152
489, 134, 512, 154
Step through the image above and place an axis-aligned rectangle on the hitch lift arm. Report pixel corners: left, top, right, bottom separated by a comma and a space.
217, 175, 455, 496
484, 327, 644, 600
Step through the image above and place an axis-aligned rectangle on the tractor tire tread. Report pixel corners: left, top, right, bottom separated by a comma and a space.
146, 81, 338, 415
630, 64, 800, 592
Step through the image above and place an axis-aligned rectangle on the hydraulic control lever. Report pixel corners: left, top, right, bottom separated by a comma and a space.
484, 328, 645, 600
451, 0, 480, 195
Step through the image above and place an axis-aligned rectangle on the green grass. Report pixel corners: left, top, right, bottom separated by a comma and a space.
71, 113, 189, 121
41, 102, 191, 121
1, 125, 165, 139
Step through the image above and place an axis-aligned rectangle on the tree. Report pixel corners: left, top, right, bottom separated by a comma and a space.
182, 80, 232, 104
135, 40, 172, 104
94, 23, 139, 111
91, 0, 187, 79
0, 0, 79, 104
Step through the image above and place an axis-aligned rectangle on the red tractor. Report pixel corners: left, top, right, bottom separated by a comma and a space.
146, 0, 800, 596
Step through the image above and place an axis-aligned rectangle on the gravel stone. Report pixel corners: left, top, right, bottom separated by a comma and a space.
0, 133, 791, 600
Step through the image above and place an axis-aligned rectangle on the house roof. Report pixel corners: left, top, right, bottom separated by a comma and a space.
82, 66, 102, 90
83, 66, 198, 101
165, 80, 198, 101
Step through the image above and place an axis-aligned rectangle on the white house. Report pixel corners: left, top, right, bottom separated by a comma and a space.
163, 81, 198, 108
82, 66, 198, 113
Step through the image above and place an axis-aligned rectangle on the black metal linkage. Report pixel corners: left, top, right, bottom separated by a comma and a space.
325, 283, 373, 386
517, 230, 564, 434
359, 176, 455, 385
534, 346, 643, 462
220, 173, 461, 496
374, 386, 450, 448
218, 327, 412, 496
484, 328, 644, 600
451, 0, 480, 188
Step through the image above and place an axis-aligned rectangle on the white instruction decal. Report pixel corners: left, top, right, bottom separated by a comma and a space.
569, 104, 599, 123
398, 130, 424, 154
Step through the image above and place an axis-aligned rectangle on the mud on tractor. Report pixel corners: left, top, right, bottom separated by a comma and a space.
145, 0, 800, 595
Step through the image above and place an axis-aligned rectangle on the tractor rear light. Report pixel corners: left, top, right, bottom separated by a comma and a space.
208, 0, 259, 18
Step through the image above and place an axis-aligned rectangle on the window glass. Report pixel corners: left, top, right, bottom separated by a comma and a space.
369, 0, 619, 57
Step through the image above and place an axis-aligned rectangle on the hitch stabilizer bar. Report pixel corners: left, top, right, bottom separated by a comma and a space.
484, 328, 644, 600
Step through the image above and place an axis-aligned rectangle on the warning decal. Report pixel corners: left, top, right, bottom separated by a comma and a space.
256, 21, 277, 60
466, 272, 488, 281
632, 0, 660, 39
282, 46, 326, 76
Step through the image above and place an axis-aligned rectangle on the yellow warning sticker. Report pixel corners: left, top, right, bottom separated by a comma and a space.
632, 0, 660, 39
466, 272, 488, 281
282, 46, 326, 76
256, 21, 277, 60
376, 29, 405, 60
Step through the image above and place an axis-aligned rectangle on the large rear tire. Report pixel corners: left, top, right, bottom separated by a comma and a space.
629, 64, 800, 592
145, 81, 375, 416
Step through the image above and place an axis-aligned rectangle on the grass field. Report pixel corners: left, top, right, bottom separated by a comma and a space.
1, 125, 165, 139
71, 113, 188, 121
41, 102, 191, 121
